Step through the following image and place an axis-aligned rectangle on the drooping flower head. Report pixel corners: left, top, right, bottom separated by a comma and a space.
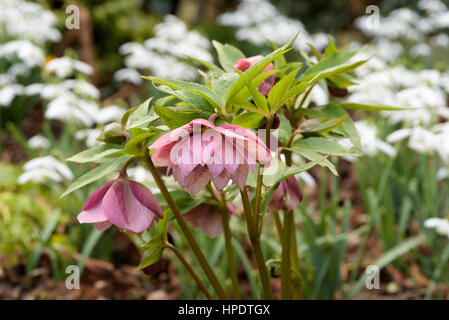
233, 55, 274, 96
148, 119, 271, 195
77, 177, 163, 233
184, 201, 238, 238
268, 176, 303, 212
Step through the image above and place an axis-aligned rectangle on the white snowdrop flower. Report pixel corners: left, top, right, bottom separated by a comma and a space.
354, 121, 395, 157
0, 84, 24, 106
436, 167, 448, 180
18, 156, 73, 184
64, 79, 100, 99
424, 218, 449, 238
386, 128, 413, 144
0, 74, 14, 86
297, 172, 316, 188
408, 127, 437, 153
75, 129, 102, 148
310, 84, 328, 106
418, 0, 447, 14
127, 166, 153, 184
23, 83, 44, 96
0, 40, 45, 67
433, 11, 449, 29
120, 15, 211, 80
114, 68, 142, 85
94, 105, 126, 124
45, 57, 93, 78
430, 34, 449, 47
45, 93, 98, 126
28, 135, 50, 149
410, 43, 431, 57
0, 0, 61, 45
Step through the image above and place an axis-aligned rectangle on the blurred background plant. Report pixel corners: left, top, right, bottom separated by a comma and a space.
1, 0, 449, 300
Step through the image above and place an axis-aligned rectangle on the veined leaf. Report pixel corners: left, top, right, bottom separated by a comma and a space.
67, 144, 124, 163
225, 37, 296, 109
61, 156, 128, 198
156, 85, 215, 113
187, 55, 224, 74
144, 76, 221, 110
295, 137, 355, 156
268, 68, 299, 112
337, 102, 410, 111
286, 147, 338, 176
299, 114, 348, 134
154, 104, 208, 129
232, 111, 265, 128
212, 40, 245, 72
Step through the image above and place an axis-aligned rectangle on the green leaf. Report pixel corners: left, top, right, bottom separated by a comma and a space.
144, 76, 220, 111
299, 115, 348, 134
282, 157, 326, 179
304, 104, 362, 155
187, 55, 224, 74
337, 102, 409, 111
61, 156, 128, 198
125, 132, 156, 156
286, 147, 338, 176
294, 137, 354, 156
225, 39, 295, 109
212, 40, 245, 72
67, 144, 124, 163
154, 104, 208, 129
126, 97, 156, 129
232, 111, 265, 128
277, 112, 293, 146
211, 73, 239, 107
247, 80, 268, 112
137, 234, 165, 270
156, 86, 215, 113
268, 68, 299, 112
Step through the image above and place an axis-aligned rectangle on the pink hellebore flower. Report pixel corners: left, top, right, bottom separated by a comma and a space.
268, 176, 303, 212
184, 202, 238, 238
233, 55, 275, 96
148, 119, 271, 195
77, 177, 163, 233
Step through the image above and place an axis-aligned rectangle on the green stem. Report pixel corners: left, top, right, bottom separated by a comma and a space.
273, 211, 283, 239
143, 153, 227, 299
240, 187, 273, 299
164, 242, 214, 300
281, 210, 293, 299
290, 213, 302, 300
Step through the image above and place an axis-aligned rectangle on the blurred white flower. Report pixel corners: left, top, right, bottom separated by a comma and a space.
28, 135, 50, 149
75, 129, 101, 148
45, 57, 93, 78
94, 105, 126, 124
18, 156, 73, 184
114, 68, 142, 85
127, 166, 153, 183
352, 121, 395, 158
0, 0, 61, 45
0, 84, 23, 106
0, 40, 44, 67
424, 218, 449, 238
119, 15, 211, 80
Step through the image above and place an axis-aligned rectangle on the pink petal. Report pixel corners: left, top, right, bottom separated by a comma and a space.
102, 179, 156, 233
129, 181, 163, 218
233, 58, 251, 72
259, 74, 274, 96
82, 181, 113, 211
96, 221, 112, 231
285, 176, 303, 210
78, 203, 108, 223
231, 164, 249, 190
151, 141, 177, 167
183, 165, 213, 195
212, 169, 231, 190
184, 205, 223, 238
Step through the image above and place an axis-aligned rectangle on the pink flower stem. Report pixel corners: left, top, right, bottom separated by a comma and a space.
219, 192, 242, 300
163, 242, 214, 300
143, 152, 227, 299
206, 184, 241, 299
240, 187, 273, 299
